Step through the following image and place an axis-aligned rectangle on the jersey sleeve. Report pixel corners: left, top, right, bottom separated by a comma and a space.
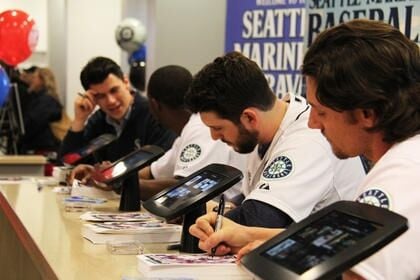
150, 137, 180, 178
352, 157, 420, 279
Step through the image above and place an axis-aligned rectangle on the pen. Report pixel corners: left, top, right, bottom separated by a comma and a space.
77, 92, 95, 107
211, 194, 225, 258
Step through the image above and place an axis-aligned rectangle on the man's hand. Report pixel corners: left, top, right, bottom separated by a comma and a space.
189, 212, 254, 255
189, 212, 283, 257
68, 164, 95, 185
72, 90, 96, 131
236, 240, 265, 261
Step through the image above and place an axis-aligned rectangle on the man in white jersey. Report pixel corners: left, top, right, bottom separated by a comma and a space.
185, 51, 365, 228
302, 19, 420, 279
189, 20, 420, 279
139, 65, 245, 202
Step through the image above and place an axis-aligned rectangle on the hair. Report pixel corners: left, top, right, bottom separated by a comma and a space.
185, 51, 276, 123
24, 66, 38, 73
302, 19, 420, 143
37, 67, 60, 101
147, 65, 192, 110
80, 56, 124, 90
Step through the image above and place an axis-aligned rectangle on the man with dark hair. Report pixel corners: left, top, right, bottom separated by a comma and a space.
189, 20, 420, 279
185, 51, 365, 228
59, 56, 176, 163
302, 19, 420, 279
139, 65, 246, 202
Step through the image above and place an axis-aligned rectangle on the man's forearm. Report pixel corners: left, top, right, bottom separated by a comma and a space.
247, 227, 282, 242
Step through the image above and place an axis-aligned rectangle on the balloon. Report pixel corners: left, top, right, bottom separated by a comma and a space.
0, 65, 11, 107
115, 18, 147, 53
0, 9, 39, 66
128, 45, 146, 65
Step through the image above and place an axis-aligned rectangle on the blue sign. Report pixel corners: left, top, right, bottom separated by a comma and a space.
305, 0, 420, 47
225, 0, 306, 97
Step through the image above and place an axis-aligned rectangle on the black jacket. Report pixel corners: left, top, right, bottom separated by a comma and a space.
19, 89, 62, 153
59, 92, 176, 164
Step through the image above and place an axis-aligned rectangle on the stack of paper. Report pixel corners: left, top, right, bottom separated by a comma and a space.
137, 254, 251, 279
80, 211, 157, 222
81, 212, 182, 244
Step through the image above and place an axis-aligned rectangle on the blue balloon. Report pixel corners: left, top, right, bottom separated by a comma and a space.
128, 45, 146, 65
0, 66, 11, 107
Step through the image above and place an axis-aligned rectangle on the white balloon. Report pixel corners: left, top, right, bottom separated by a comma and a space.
115, 18, 147, 53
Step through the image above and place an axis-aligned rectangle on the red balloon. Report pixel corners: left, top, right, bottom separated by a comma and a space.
0, 9, 39, 66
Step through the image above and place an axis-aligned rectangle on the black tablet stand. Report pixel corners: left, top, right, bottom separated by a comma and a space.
117, 173, 141, 211
179, 203, 207, 253
167, 203, 206, 253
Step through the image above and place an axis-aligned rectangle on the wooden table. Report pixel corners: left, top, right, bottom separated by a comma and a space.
0, 179, 169, 280
0, 155, 46, 176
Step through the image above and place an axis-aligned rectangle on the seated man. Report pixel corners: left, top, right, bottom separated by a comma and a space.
184, 51, 366, 228
59, 56, 176, 164
189, 19, 420, 279
139, 65, 246, 202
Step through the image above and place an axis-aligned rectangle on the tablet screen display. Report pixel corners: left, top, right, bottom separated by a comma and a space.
80, 135, 114, 156
101, 150, 154, 180
154, 170, 225, 209
261, 211, 382, 275
62, 134, 116, 165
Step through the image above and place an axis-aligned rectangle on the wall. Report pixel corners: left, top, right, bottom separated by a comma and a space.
150, 0, 226, 75
64, 0, 122, 117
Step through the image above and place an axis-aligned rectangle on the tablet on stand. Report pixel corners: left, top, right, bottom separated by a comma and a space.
241, 200, 408, 280
62, 134, 117, 165
92, 145, 165, 211
143, 163, 243, 253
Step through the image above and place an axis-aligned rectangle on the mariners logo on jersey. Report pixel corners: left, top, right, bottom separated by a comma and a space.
356, 188, 391, 209
263, 156, 293, 179
180, 144, 202, 162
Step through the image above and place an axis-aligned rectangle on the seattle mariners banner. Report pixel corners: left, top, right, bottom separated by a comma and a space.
225, 0, 306, 97
306, 0, 420, 47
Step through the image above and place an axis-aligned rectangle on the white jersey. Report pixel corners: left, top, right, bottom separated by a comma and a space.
352, 134, 420, 280
150, 114, 247, 200
243, 93, 365, 222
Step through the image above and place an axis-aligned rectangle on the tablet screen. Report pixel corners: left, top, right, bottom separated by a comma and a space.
79, 135, 115, 157
62, 134, 116, 165
154, 170, 226, 209
101, 150, 154, 180
261, 210, 382, 275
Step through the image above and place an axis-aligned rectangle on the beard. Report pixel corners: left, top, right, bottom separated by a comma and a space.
321, 128, 353, 160
230, 124, 259, 154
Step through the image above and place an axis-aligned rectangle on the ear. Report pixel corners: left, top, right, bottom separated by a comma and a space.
240, 108, 258, 129
149, 97, 162, 112
356, 109, 376, 128
123, 76, 130, 87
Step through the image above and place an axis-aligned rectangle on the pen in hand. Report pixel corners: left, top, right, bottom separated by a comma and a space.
77, 92, 95, 103
211, 194, 225, 258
